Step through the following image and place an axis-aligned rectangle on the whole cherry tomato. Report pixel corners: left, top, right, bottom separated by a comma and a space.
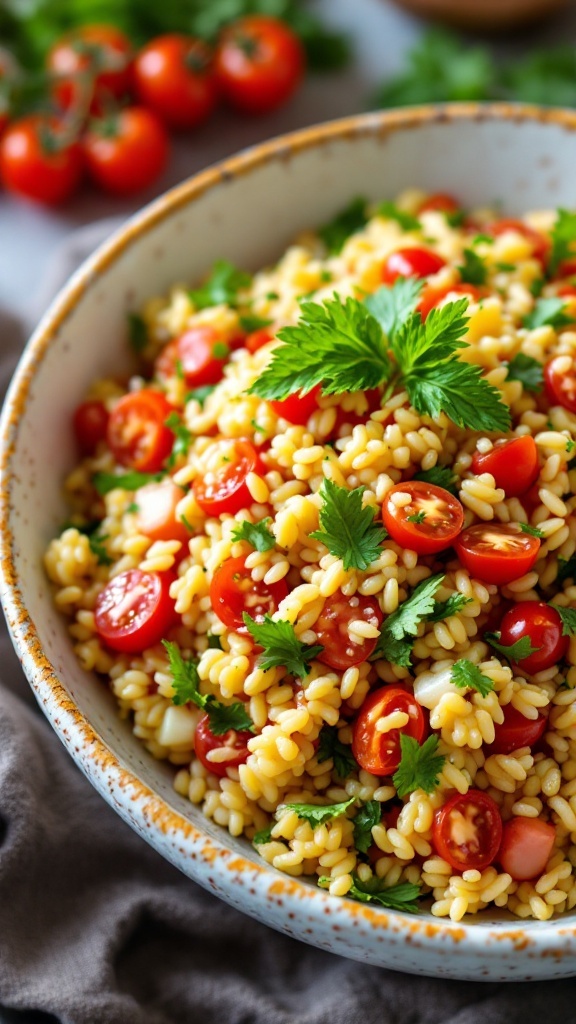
454, 524, 540, 586
352, 686, 426, 776
471, 435, 539, 498
381, 247, 446, 284
107, 389, 174, 472
194, 714, 252, 777
82, 106, 169, 195
487, 218, 549, 266
133, 34, 218, 130
155, 326, 229, 387
47, 24, 133, 114
489, 705, 547, 755
95, 568, 176, 653
73, 399, 109, 455
432, 790, 503, 872
418, 282, 480, 322
135, 479, 190, 545
215, 15, 304, 115
316, 591, 383, 671
382, 481, 464, 556
270, 385, 322, 425
498, 817, 555, 880
209, 555, 288, 632
193, 439, 264, 516
418, 193, 461, 216
544, 355, 576, 414
0, 115, 83, 205
498, 601, 569, 674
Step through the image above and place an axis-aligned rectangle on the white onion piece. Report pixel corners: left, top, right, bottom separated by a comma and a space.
157, 705, 197, 749
413, 665, 462, 710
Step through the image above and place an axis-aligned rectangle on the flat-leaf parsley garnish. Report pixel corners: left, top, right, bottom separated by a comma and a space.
281, 797, 355, 826
336, 875, 422, 914
231, 518, 276, 552
427, 593, 472, 623
393, 734, 445, 797
310, 479, 387, 571
451, 659, 494, 698
364, 278, 423, 342
189, 259, 251, 309
242, 614, 323, 677
484, 632, 540, 663
457, 248, 488, 285
413, 465, 458, 495
353, 800, 382, 853
317, 725, 359, 779
523, 297, 574, 331
93, 470, 164, 495
162, 640, 253, 735
505, 353, 544, 393
553, 605, 576, 637
549, 209, 576, 276
371, 573, 444, 666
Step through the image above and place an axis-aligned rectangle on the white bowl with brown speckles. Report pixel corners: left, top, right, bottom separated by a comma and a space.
2, 104, 576, 981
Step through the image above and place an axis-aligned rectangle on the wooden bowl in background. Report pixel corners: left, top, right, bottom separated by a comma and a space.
389, 0, 568, 33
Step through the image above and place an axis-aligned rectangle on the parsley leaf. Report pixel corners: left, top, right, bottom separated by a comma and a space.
317, 725, 358, 779
282, 797, 355, 826
549, 209, 576, 276
165, 412, 192, 467
318, 197, 368, 254
231, 518, 276, 552
162, 641, 253, 735
93, 470, 164, 495
377, 201, 420, 231
407, 510, 426, 524
373, 29, 495, 107
484, 632, 540, 663
242, 614, 323, 677
207, 634, 223, 650
505, 353, 544, 393
413, 465, 458, 496
458, 248, 488, 285
253, 826, 273, 845
372, 574, 444, 666
353, 800, 381, 853
239, 314, 273, 333
520, 523, 545, 539
87, 529, 113, 566
523, 297, 574, 330
185, 384, 216, 406
310, 479, 387, 571
557, 554, 576, 584
189, 260, 251, 309
393, 734, 445, 797
451, 659, 494, 698
428, 593, 472, 623
345, 875, 422, 914
364, 278, 423, 346
552, 605, 576, 637
127, 312, 147, 354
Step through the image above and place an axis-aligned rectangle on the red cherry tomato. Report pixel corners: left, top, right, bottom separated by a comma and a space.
316, 591, 383, 671
95, 568, 176, 653
194, 714, 252, 777
488, 219, 549, 265
270, 385, 321, 425
544, 355, 576, 414
133, 34, 217, 130
454, 524, 540, 586
215, 15, 304, 115
245, 327, 273, 354
209, 555, 288, 632
46, 24, 133, 114
351, 686, 426, 776
329, 388, 383, 439
418, 282, 481, 322
418, 193, 460, 216
135, 479, 190, 545
432, 790, 503, 872
107, 389, 174, 472
82, 106, 169, 196
554, 258, 576, 280
155, 326, 229, 388
471, 436, 539, 498
381, 247, 447, 284
193, 439, 263, 516
498, 601, 569, 674
73, 399, 109, 455
0, 115, 83, 206
490, 705, 548, 755
382, 481, 464, 556
498, 817, 555, 881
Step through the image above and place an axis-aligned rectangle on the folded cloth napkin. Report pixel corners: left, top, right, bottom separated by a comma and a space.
2, 223, 576, 1024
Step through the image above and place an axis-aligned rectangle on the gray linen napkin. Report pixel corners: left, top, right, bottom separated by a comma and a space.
1, 224, 576, 1024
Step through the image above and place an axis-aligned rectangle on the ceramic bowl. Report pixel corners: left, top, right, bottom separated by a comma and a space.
2, 103, 576, 981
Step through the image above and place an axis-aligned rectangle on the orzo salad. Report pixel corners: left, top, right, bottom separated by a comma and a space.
45, 191, 576, 923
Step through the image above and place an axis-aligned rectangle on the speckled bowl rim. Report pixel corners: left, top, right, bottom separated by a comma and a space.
3, 102, 576, 967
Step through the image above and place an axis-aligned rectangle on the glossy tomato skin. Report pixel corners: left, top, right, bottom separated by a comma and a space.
193, 439, 263, 516
316, 591, 383, 671
245, 327, 273, 354
471, 435, 539, 498
107, 389, 174, 472
270, 385, 321, 425
490, 704, 547, 755
499, 601, 569, 674
209, 555, 288, 632
215, 15, 304, 115
381, 247, 446, 284
82, 107, 169, 195
133, 34, 217, 130
488, 218, 549, 265
382, 481, 464, 555
73, 399, 109, 455
0, 115, 83, 205
135, 479, 190, 545
95, 568, 176, 653
498, 817, 555, 881
454, 524, 540, 586
418, 193, 460, 216
432, 790, 503, 872
47, 24, 133, 114
544, 355, 576, 414
418, 282, 480, 322
156, 326, 229, 387
194, 714, 252, 777
352, 686, 426, 776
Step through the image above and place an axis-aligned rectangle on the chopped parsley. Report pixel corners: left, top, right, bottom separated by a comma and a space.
372, 573, 444, 667
93, 470, 164, 495
484, 632, 539, 663
353, 800, 381, 853
242, 614, 323, 678
127, 312, 148, 354
207, 634, 223, 650
523, 297, 574, 331
231, 518, 276, 552
189, 259, 251, 309
413, 465, 458, 496
317, 197, 368, 254
253, 826, 273, 845
427, 593, 472, 623
519, 523, 545, 539
451, 659, 494, 698
87, 529, 113, 566
342, 875, 422, 914
557, 554, 576, 584
162, 640, 253, 735
317, 725, 358, 779
281, 796, 355, 827
505, 353, 544, 393
239, 313, 273, 333
553, 605, 576, 637
458, 248, 488, 286
310, 479, 387, 571
406, 510, 426, 524
165, 412, 192, 467
377, 201, 420, 232
185, 384, 216, 406
393, 734, 445, 797
549, 209, 576, 276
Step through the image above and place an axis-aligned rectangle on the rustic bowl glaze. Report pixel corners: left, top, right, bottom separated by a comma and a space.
2, 104, 576, 981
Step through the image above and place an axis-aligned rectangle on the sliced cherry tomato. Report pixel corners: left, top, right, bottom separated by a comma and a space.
82, 106, 169, 196
418, 282, 480, 322
95, 568, 176, 653
270, 385, 321, 425
471, 435, 539, 498
194, 714, 251, 777
351, 686, 426, 776
382, 481, 464, 555
46, 24, 133, 114
215, 15, 304, 115
245, 327, 273, 354
155, 326, 229, 387
0, 115, 83, 206
107, 389, 174, 473
133, 34, 217, 130
432, 790, 502, 872
73, 399, 109, 455
488, 219, 549, 266
498, 601, 568, 674
135, 479, 190, 544
209, 555, 288, 631
498, 817, 555, 881
454, 524, 540, 586
193, 439, 263, 516
418, 193, 460, 216
490, 704, 547, 755
544, 355, 576, 414
316, 591, 383, 671
381, 247, 446, 284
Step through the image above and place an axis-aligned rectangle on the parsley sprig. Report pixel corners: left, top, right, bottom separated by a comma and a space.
281, 797, 355, 826
451, 659, 494, 698
242, 614, 323, 677
162, 641, 253, 735
523, 298, 574, 331
310, 479, 387, 571
553, 605, 576, 637
372, 573, 444, 667
393, 734, 445, 797
344, 875, 422, 914
231, 518, 276, 552
427, 593, 472, 623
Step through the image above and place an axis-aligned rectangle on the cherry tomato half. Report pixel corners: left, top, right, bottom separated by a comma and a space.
381, 247, 447, 284
544, 355, 576, 414
107, 389, 174, 472
215, 15, 304, 115
498, 601, 568, 674
209, 555, 288, 632
82, 106, 169, 196
155, 326, 229, 388
135, 479, 190, 545
316, 591, 383, 671
454, 524, 540, 586
133, 34, 217, 130
382, 481, 464, 556
488, 219, 549, 266
498, 817, 556, 881
193, 439, 264, 516
490, 704, 548, 755
95, 568, 176, 653
47, 24, 133, 114
352, 686, 426, 776
73, 399, 109, 455
418, 282, 480, 322
0, 115, 83, 206
471, 435, 539, 498
432, 790, 503, 872
418, 193, 461, 216
270, 385, 321, 425
194, 713, 252, 777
